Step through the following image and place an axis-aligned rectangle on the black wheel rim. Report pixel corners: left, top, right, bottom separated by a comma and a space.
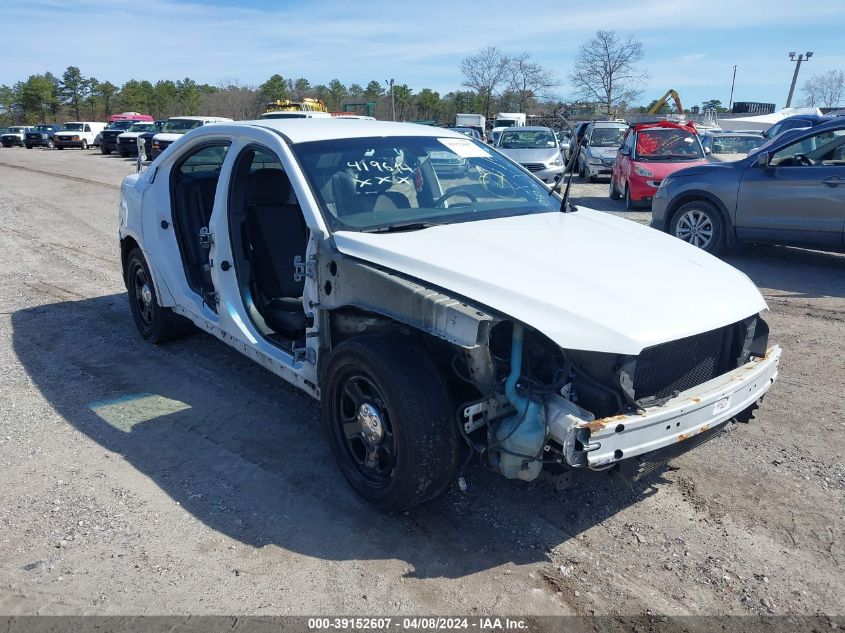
333, 372, 396, 487
132, 265, 154, 327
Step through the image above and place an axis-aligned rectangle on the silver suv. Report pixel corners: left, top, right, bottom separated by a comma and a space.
578, 121, 628, 181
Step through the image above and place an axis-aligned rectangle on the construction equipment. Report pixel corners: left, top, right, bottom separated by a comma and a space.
648, 90, 684, 115
264, 98, 328, 114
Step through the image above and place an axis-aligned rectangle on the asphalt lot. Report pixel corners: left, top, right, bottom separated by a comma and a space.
0, 146, 843, 621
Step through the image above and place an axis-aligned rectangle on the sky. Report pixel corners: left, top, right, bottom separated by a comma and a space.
1, 0, 844, 111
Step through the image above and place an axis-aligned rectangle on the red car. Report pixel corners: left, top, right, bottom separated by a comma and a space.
610, 121, 707, 209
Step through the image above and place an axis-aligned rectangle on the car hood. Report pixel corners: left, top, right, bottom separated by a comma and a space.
498, 148, 560, 164
118, 132, 143, 139
153, 132, 187, 142
587, 146, 618, 159
332, 209, 766, 355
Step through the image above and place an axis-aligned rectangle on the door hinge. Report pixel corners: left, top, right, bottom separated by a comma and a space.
293, 255, 316, 282
199, 227, 214, 249
293, 345, 316, 364
203, 290, 219, 308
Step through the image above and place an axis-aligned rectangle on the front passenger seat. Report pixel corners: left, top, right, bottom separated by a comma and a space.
245, 169, 308, 337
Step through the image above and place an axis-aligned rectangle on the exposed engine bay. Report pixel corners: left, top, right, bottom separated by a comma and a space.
457, 316, 774, 481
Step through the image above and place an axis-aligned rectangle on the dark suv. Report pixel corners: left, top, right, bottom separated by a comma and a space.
100, 120, 139, 155
651, 118, 845, 255
24, 124, 64, 149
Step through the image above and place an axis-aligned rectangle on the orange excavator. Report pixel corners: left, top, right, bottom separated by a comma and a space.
648, 89, 684, 114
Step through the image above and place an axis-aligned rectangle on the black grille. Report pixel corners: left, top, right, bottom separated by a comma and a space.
633, 325, 732, 401
521, 163, 544, 172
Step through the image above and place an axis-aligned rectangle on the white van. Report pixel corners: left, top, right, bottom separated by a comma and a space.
54, 122, 107, 150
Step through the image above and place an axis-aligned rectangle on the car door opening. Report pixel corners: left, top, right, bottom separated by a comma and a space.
228, 147, 308, 347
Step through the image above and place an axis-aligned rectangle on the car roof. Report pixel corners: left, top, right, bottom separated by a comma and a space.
229, 119, 468, 144
168, 116, 233, 122
500, 126, 553, 132
591, 121, 628, 127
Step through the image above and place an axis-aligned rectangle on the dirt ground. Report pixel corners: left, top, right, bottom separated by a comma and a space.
0, 147, 843, 620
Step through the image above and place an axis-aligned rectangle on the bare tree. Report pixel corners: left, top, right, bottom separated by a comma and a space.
801, 70, 844, 108
569, 30, 646, 117
509, 53, 558, 113
460, 46, 511, 119
200, 82, 262, 119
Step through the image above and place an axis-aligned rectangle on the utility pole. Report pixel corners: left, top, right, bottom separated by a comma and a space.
785, 51, 813, 108
385, 78, 395, 121
728, 65, 738, 111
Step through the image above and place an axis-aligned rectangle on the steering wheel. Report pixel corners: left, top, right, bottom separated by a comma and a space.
435, 186, 479, 208
794, 153, 814, 166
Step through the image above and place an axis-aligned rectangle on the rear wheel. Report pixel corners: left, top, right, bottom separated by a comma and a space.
125, 248, 190, 343
670, 200, 725, 255
322, 334, 460, 512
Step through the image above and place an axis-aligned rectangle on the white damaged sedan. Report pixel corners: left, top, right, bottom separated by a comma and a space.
119, 119, 780, 511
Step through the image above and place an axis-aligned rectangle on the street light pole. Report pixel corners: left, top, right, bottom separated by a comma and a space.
385, 78, 395, 121
785, 51, 813, 108
728, 65, 738, 111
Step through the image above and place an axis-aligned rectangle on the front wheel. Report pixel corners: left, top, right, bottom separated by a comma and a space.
624, 184, 637, 210
125, 248, 190, 343
25, 144, 33, 149
80, 139, 88, 150
322, 334, 460, 512
46, 140, 55, 149
670, 200, 725, 255
609, 176, 622, 200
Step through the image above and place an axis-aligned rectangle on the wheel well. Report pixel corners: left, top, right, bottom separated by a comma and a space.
326, 307, 479, 402
664, 193, 734, 243
120, 236, 139, 283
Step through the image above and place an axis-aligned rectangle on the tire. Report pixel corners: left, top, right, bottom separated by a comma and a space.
578, 161, 585, 178
624, 184, 637, 210
119, 150, 129, 158
125, 248, 190, 344
321, 334, 460, 512
25, 144, 33, 149
609, 176, 622, 200
46, 140, 55, 149
101, 145, 111, 155
669, 200, 725, 255
57, 145, 64, 150
587, 173, 597, 183
80, 139, 88, 150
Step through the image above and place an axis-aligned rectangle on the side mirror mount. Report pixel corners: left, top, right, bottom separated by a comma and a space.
704, 147, 712, 155
757, 152, 770, 168
619, 146, 631, 156
582, 138, 590, 146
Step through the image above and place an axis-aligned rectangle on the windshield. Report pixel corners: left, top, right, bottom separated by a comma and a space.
9, 127, 26, 133
33, 125, 57, 132
498, 129, 557, 149
107, 120, 136, 130
709, 136, 764, 154
590, 127, 627, 147
635, 129, 703, 160
293, 135, 559, 233
128, 122, 154, 132
162, 119, 204, 133
63, 123, 85, 132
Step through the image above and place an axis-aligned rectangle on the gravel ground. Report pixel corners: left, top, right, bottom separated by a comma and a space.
0, 147, 843, 621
